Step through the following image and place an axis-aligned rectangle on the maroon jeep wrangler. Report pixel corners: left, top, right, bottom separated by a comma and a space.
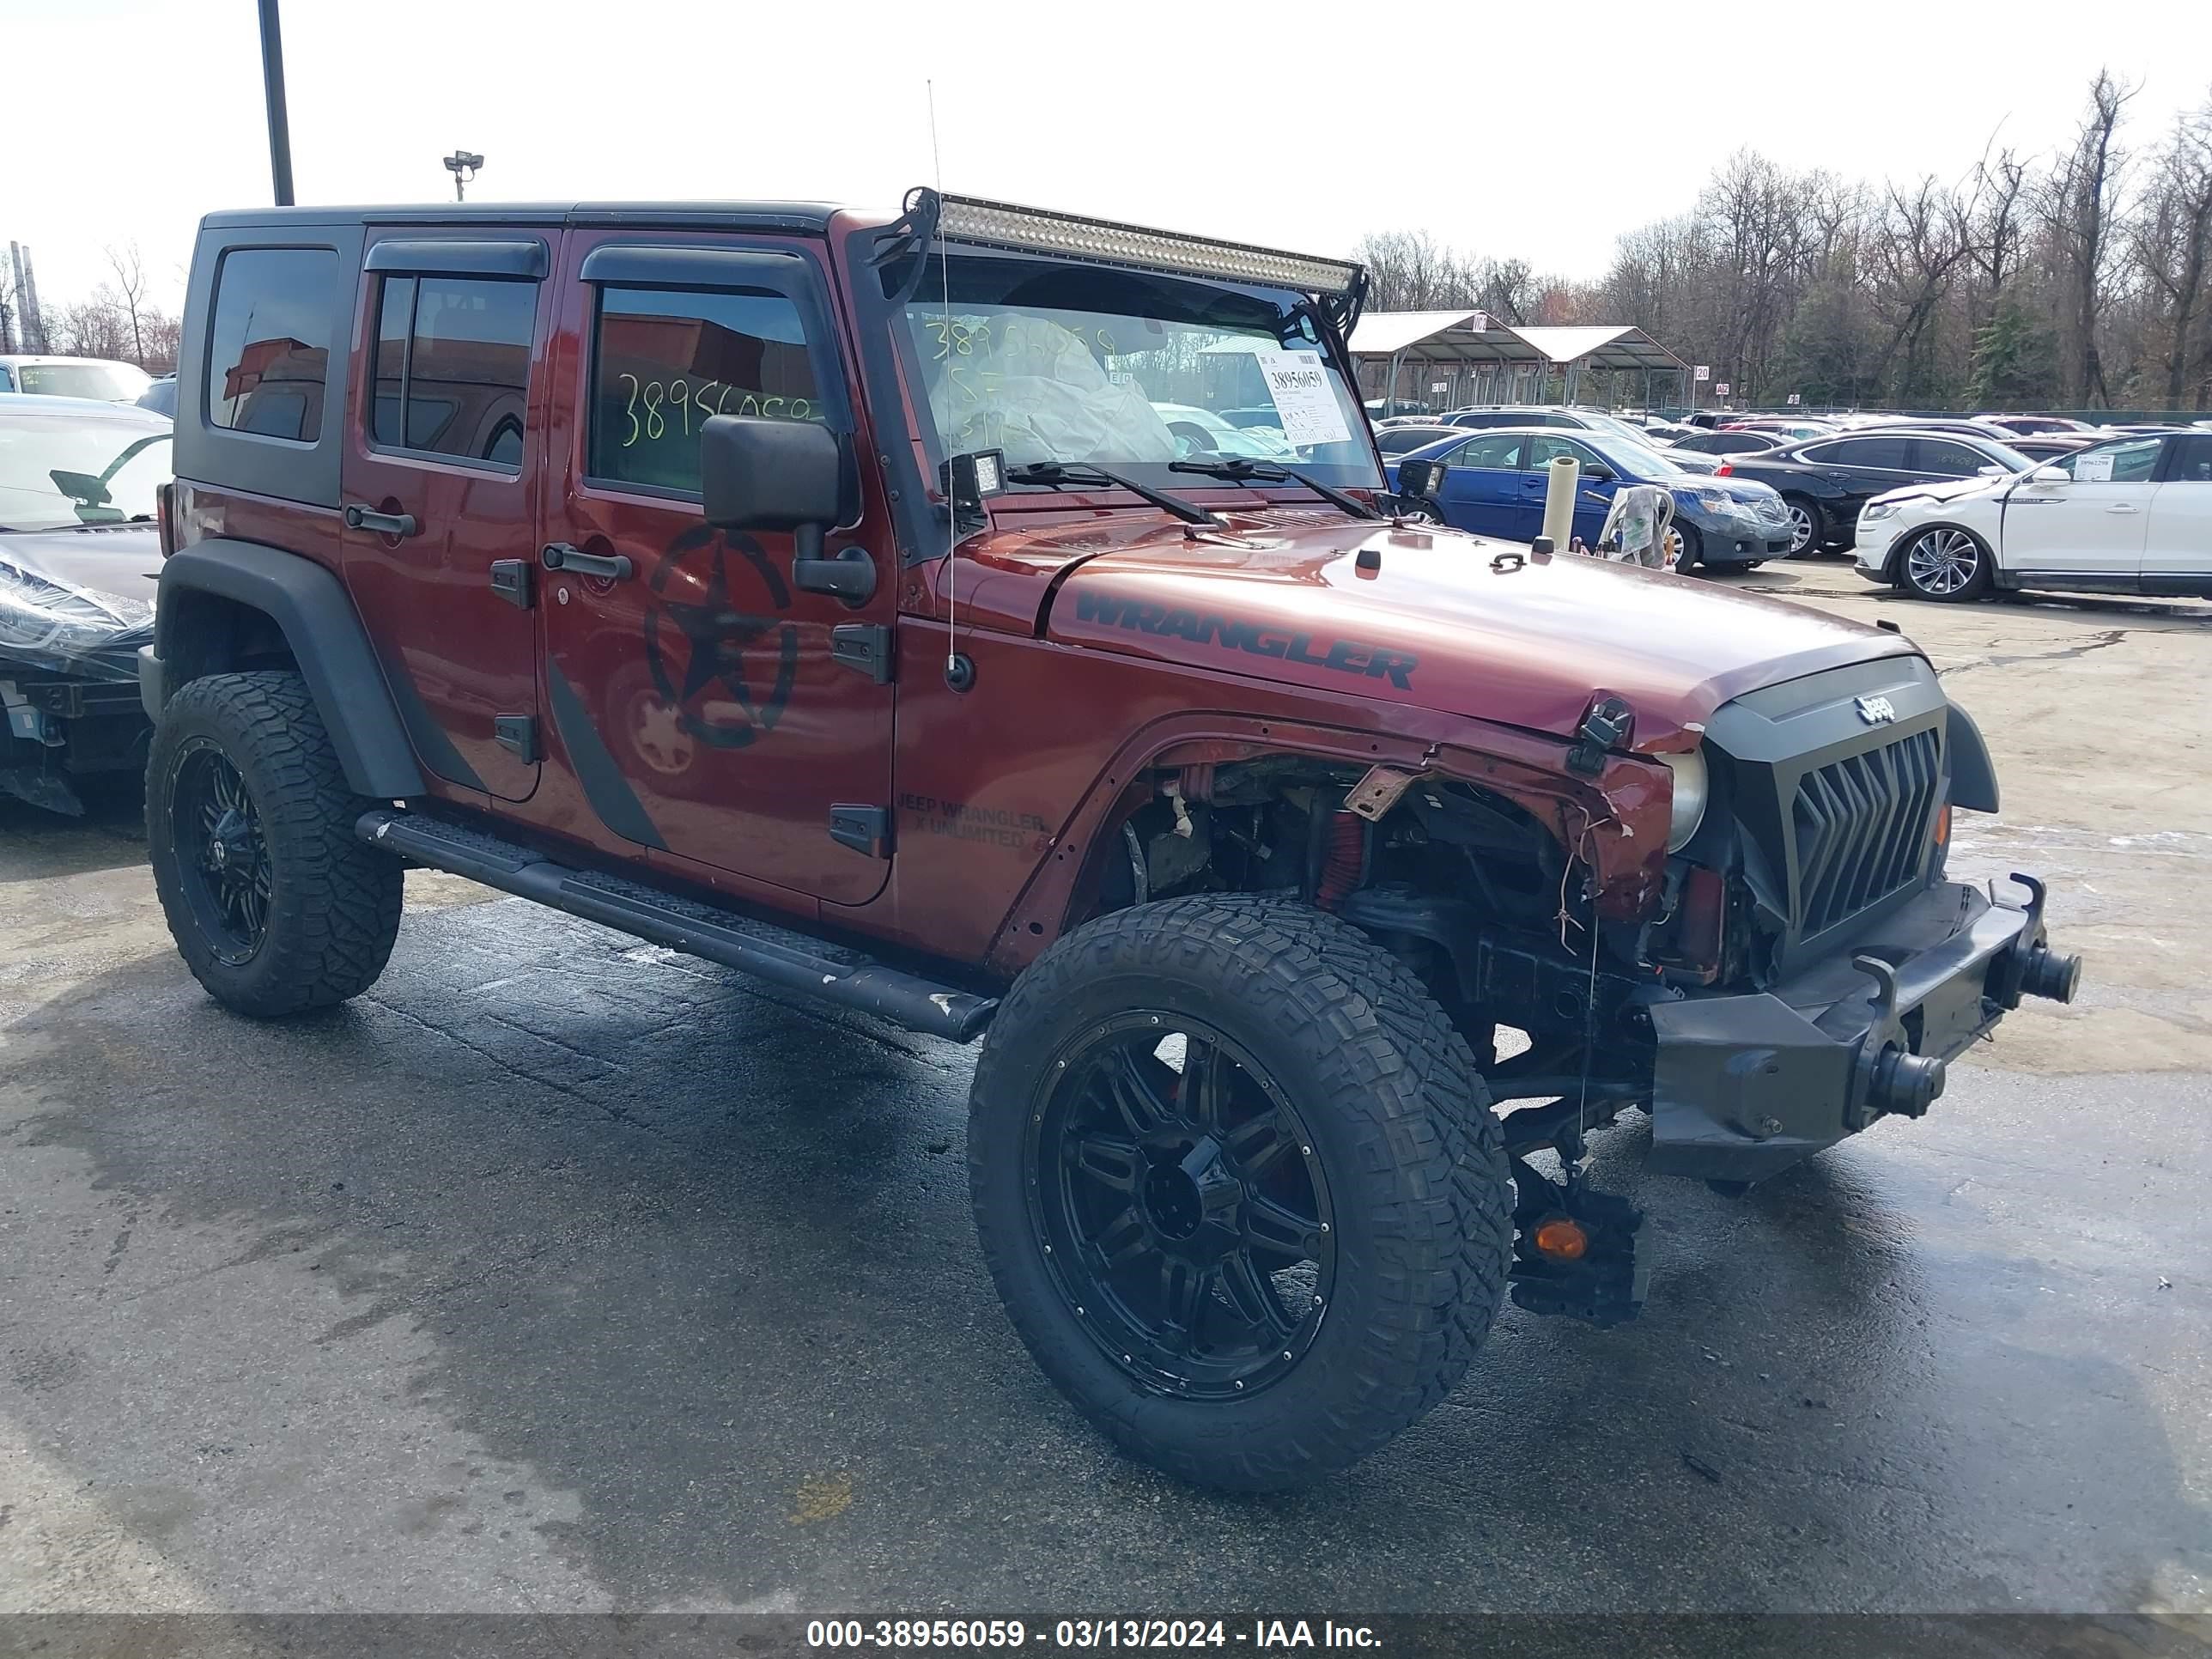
143, 190, 2079, 1491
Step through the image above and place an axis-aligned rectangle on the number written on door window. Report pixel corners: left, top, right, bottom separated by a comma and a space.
591, 286, 823, 495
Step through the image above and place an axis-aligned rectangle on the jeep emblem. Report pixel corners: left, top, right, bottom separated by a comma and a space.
1856, 695, 1898, 725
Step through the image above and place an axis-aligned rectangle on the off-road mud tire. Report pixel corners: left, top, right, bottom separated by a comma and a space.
969, 895, 1512, 1491
148, 671, 403, 1017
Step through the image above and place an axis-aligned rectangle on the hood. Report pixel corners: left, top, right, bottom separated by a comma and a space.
0, 523, 161, 599
0, 523, 159, 683
1038, 512, 1917, 749
1688, 477, 1783, 506
1869, 475, 2006, 508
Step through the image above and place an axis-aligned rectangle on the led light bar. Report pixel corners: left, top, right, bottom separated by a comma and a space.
930, 191, 1362, 296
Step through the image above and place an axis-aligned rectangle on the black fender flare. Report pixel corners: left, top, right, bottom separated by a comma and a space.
149, 539, 427, 799
1946, 700, 1999, 813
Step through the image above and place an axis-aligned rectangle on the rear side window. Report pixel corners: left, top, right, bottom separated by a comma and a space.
588, 286, 823, 495
2170, 434, 2212, 482
205, 247, 340, 442
1912, 439, 1990, 477
370, 276, 537, 466
1803, 436, 1911, 470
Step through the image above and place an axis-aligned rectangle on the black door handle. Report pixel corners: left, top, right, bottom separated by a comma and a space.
343, 503, 419, 537
541, 543, 634, 580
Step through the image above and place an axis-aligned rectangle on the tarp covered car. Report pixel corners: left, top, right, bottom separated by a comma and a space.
0, 394, 169, 813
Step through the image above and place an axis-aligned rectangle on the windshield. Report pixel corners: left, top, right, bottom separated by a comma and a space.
13, 362, 153, 401
896, 255, 1379, 489
0, 411, 173, 531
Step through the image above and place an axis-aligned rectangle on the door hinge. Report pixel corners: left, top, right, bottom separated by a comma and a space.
830, 623, 894, 684
829, 804, 891, 860
494, 714, 538, 763
489, 559, 534, 609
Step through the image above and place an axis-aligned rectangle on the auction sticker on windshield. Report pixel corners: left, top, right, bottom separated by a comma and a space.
1255, 351, 1351, 447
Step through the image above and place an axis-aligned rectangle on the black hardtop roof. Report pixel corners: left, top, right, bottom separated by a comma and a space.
200, 201, 853, 234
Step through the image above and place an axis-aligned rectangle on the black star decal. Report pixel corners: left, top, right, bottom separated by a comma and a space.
660, 553, 776, 714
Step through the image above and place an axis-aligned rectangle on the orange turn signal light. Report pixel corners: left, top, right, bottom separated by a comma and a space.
1933, 803, 1953, 852
1533, 1217, 1589, 1261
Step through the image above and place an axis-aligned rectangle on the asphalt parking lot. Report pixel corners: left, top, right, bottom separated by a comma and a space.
3, 567, 2208, 1619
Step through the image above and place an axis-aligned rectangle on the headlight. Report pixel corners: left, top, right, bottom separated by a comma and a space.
1659, 750, 1708, 853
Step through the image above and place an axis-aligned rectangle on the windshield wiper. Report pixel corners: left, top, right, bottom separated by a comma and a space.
1004, 461, 1220, 527
1169, 458, 1379, 521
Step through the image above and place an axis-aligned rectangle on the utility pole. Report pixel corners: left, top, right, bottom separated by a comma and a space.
257, 0, 295, 205
443, 151, 484, 202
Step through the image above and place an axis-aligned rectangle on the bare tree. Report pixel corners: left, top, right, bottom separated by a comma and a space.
2136, 94, 2212, 407
49, 297, 132, 362
1865, 177, 1974, 403
2043, 70, 2136, 404
105, 242, 150, 365
1960, 138, 2032, 320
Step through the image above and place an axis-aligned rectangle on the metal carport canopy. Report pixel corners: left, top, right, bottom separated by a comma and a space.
1346, 312, 1686, 374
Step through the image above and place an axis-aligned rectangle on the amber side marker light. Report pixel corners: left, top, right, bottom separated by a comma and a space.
1533, 1217, 1589, 1261
1934, 802, 1954, 854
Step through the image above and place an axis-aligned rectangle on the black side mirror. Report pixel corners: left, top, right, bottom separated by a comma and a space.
699, 416, 872, 603
1397, 458, 1449, 500
1581, 465, 1614, 484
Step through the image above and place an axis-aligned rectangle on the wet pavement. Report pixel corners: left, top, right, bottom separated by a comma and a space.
2, 573, 2208, 1616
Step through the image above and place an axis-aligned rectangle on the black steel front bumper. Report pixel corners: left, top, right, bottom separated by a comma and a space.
1644, 873, 2081, 1184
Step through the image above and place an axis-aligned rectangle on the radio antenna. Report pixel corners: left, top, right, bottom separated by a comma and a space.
927, 80, 964, 688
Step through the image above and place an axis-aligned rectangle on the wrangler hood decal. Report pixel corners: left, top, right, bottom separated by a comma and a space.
1038, 515, 1919, 748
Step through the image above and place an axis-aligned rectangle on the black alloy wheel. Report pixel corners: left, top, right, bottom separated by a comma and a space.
168, 738, 274, 965
146, 670, 404, 1017
1028, 1015, 1333, 1399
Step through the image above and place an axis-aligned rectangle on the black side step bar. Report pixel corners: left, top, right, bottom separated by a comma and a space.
357, 810, 997, 1043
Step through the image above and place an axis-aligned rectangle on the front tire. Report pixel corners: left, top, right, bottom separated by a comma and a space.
969, 896, 1511, 1491
1899, 525, 1993, 601
1666, 520, 1703, 571
147, 671, 404, 1017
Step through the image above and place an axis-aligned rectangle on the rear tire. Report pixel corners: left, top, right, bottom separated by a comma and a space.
147, 671, 404, 1017
969, 896, 1511, 1491
1898, 525, 1993, 602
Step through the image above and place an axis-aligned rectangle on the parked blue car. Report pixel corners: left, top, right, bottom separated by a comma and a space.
1384, 428, 1795, 570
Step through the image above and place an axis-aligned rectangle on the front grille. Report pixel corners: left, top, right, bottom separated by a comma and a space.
1790, 727, 1942, 935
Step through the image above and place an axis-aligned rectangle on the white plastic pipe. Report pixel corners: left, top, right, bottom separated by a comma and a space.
1541, 455, 1580, 550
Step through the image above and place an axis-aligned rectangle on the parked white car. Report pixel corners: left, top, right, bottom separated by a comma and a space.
0, 356, 153, 403
1855, 429, 2212, 601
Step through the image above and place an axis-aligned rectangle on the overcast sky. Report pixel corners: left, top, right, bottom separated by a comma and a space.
9, 0, 2212, 319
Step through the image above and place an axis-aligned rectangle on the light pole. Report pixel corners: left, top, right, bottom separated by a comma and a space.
257, 0, 295, 205
443, 151, 484, 202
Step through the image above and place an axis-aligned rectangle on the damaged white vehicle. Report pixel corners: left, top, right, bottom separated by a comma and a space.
0, 394, 170, 813
1856, 428, 2212, 603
